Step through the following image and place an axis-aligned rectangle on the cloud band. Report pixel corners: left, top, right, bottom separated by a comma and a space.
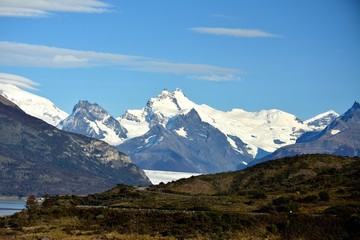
0, 41, 241, 81
0, 0, 111, 17
191, 27, 281, 38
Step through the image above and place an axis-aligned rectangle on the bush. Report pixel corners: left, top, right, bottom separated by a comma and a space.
267, 224, 278, 234
319, 191, 330, 201
324, 204, 360, 215
272, 197, 299, 213
0, 218, 6, 228
300, 194, 318, 203
249, 190, 267, 199
26, 194, 38, 210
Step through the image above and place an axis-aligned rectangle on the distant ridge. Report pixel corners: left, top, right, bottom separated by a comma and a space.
251, 102, 360, 165
1, 83, 348, 173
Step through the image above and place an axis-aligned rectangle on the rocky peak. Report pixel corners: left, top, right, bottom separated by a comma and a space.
59, 100, 127, 145
340, 101, 360, 121
73, 100, 108, 120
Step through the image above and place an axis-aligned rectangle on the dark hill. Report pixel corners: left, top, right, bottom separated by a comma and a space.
0, 96, 150, 196
1, 154, 359, 239
157, 154, 360, 197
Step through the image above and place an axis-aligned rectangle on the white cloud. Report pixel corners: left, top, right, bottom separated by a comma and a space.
0, 73, 40, 90
53, 55, 88, 63
190, 27, 281, 38
0, 0, 111, 17
0, 41, 241, 81
189, 74, 240, 82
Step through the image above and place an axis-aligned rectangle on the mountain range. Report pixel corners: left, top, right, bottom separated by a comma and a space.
251, 101, 360, 165
2, 83, 358, 174
0, 94, 150, 196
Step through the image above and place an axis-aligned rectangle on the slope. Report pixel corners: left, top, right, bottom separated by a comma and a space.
0, 83, 68, 126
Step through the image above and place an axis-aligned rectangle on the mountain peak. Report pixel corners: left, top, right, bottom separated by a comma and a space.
351, 101, 360, 111
304, 110, 339, 131
72, 100, 107, 118
60, 100, 127, 145
338, 101, 360, 123
144, 88, 196, 127
157, 88, 186, 100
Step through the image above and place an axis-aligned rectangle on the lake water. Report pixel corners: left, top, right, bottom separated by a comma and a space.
0, 199, 26, 216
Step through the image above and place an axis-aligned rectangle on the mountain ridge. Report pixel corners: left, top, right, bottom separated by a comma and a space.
1, 84, 347, 173
252, 101, 360, 165
118, 108, 253, 173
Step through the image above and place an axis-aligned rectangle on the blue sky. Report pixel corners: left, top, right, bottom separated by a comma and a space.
0, 0, 359, 120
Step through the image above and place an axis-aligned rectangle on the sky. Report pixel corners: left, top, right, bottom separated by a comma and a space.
0, 0, 359, 120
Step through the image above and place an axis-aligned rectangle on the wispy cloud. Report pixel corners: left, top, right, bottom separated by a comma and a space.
0, 73, 40, 90
0, 41, 241, 81
189, 74, 240, 82
190, 27, 281, 38
0, 0, 111, 17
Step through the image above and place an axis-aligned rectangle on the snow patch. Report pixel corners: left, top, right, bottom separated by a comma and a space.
144, 135, 156, 144
227, 137, 244, 154
95, 120, 124, 145
144, 169, 202, 185
331, 129, 341, 135
174, 127, 188, 138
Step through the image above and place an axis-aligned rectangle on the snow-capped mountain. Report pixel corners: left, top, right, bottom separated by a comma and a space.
58, 100, 128, 145
4, 82, 344, 174
0, 83, 68, 126
118, 109, 253, 173
118, 88, 325, 157
304, 110, 339, 131
252, 102, 360, 165
114, 88, 343, 173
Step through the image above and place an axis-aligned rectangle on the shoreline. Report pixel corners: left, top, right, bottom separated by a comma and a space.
0, 196, 26, 201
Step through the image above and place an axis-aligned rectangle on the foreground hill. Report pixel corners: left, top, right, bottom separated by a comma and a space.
0, 96, 150, 196
1, 154, 358, 239
158, 154, 359, 198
